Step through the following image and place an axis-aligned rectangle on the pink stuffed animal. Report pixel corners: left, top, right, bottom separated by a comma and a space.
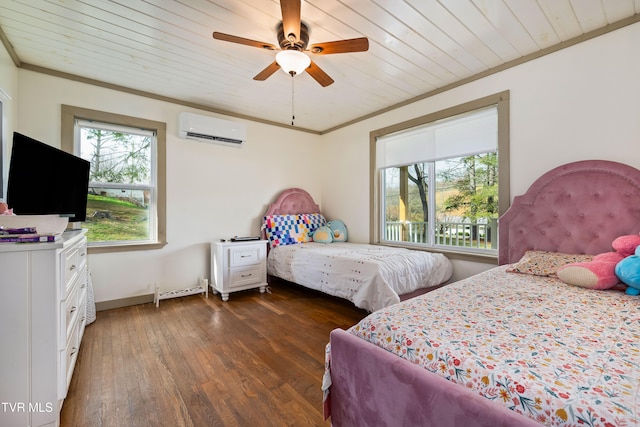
0, 202, 13, 215
557, 234, 640, 289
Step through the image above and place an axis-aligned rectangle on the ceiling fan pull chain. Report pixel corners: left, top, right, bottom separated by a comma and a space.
291, 74, 295, 126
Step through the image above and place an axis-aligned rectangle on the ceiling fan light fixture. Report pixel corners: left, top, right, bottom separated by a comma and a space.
276, 50, 310, 75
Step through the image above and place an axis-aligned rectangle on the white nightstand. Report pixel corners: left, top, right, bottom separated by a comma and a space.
211, 240, 268, 301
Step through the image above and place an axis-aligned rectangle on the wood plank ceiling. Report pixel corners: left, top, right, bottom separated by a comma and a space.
0, 0, 638, 133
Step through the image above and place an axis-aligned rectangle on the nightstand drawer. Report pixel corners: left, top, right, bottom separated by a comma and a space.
228, 246, 263, 268
228, 265, 264, 288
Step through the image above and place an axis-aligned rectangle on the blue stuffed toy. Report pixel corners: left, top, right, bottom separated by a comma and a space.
310, 220, 348, 244
327, 220, 348, 242
615, 246, 640, 295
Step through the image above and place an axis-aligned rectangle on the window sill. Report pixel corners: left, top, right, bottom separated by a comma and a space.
88, 241, 168, 254
375, 242, 498, 265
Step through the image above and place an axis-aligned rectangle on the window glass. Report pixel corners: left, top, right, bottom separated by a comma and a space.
376, 102, 504, 255
77, 120, 157, 244
434, 154, 498, 250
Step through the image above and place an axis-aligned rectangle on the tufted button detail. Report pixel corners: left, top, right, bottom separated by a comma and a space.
566, 232, 571, 236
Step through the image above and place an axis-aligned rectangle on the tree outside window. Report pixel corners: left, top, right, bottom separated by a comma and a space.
78, 123, 155, 243
383, 153, 498, 250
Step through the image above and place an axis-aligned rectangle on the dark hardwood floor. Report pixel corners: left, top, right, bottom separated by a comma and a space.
60, 279, 367, 427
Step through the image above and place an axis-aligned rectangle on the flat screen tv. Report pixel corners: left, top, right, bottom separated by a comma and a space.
7, 132, 90, 222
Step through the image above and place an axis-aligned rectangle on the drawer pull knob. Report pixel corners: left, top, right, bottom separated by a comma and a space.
69, 347, 78, 357
69, 264, 77, 271
69, 306, 77, 314
241, 273, 253, 278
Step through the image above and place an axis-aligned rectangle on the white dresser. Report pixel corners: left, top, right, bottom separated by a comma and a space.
211, 240, 268, 301
0, 230, 88, 427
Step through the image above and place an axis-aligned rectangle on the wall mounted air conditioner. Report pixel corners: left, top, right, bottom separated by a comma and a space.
178, 112, 246, 147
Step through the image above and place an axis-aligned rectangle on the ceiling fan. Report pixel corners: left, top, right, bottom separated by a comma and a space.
212, 0, 369, 87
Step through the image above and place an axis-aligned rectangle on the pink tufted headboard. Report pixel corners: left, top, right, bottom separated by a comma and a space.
263, 188, 320, 216
499, 160, 640, 265
261, 188, 321, 240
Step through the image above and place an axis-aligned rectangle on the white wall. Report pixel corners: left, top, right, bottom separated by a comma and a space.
0, 41, 18, 196
15, 71, 323, 303
321, 22, 640, 281
7, 22, 640, 301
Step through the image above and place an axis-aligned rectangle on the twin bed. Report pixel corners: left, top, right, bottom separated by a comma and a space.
261, 188, 452, 312
325, 160, 640, 426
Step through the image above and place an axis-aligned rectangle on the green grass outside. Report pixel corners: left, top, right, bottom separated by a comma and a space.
83, 194, 149, 242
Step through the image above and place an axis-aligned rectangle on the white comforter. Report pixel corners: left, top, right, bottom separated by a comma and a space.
267, 242, 452, 311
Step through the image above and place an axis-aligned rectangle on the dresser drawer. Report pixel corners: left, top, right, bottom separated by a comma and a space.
76, 270, 88, 310
64, 283, 79, 340
228, 265, 264, 288
62, 240, 86, 295
77, 294, 88, 342
228, 245, 264, 268
64, 319, 80, 394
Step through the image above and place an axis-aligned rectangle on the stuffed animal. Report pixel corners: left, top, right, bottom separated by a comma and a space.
312, 226, 333, 243
327, 220, 348, 242
615, 246, 640, 295
0, 202, 13, 215
310, 220, 348, 243
556, 234, 640, 290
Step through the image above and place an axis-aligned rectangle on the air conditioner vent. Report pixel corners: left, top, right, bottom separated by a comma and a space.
185, 132, 243, 145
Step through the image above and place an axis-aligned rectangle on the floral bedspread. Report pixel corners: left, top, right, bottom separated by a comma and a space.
345, 265, 640, 426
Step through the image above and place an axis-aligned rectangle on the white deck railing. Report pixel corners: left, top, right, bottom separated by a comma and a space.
385, 220, 497, 249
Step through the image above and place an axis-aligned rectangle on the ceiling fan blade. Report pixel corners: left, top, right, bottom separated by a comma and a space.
280, 0, 301, 45
213, 32, 277, 50
306, 61, 334, 87
308, 37, 369, 55
253, 61, 281, 81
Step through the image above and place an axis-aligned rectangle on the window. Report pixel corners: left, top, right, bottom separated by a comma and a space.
62, 106, 166, 252
370, 92, 509, 259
